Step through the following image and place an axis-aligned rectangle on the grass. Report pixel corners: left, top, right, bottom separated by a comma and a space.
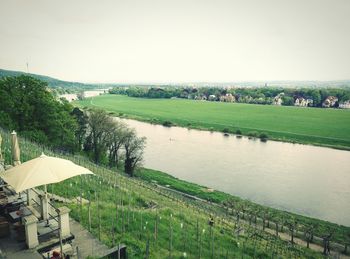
0, 128, 335, 258
76, 94, 350, 149
136, 168, 350, 245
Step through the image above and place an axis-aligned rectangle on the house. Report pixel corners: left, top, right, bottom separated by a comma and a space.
294, 97, 313, 107
339, 100, 350, 109
273, 93, 284, 105
322, 96, 338, 108
208, 95, 216, 101
219, 93, 235, 103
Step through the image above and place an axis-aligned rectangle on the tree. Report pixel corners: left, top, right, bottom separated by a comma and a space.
71, 107, 88, 151
107, 120, 128, 168
281, 96, 294, 106
123, 129, 146, 176
309, 90, 321, 107
0, 75, 77, 151
86, 109, 114, 164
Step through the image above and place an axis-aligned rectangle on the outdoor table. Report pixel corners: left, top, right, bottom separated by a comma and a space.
7, 194, 26, 204
9, 206, 32, 222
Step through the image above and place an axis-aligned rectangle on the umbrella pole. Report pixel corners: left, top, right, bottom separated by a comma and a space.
44, 184, 49, 225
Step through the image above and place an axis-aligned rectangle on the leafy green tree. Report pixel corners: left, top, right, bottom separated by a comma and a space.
71, 107, 88, 151
281, 96, 294, 106
107, 120, 128, 168
0, 75, 77, 151
310, 90, 321, 106
124, 129, 146, 176
86, 109, 114, 163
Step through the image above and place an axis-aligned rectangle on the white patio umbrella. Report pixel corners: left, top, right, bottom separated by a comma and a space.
1, 153, 94, 219
1, 153, 94, 257
1, 153, 93, 192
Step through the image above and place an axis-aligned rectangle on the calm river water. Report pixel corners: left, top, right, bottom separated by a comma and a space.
120, 118, 350, 226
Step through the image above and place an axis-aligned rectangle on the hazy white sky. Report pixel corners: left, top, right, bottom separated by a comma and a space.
0, 0, 349, 83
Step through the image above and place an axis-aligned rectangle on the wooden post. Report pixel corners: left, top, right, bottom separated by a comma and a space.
146, 236, 150, 259
154, 210, 158, 243
88, 191, 91, 232
98, 194, 101, 241
121, 199, 124, 234
196, 219, 199, 258
127, 193, 131, 227
140, 210, 143, 240
112, 215, 115, 246
210, 225, 214, 259
80, 176, 83, 221
88, 198, 91, 232
199, 228, 203, 259
115, 198, 118, 233
169, 223, 173, 259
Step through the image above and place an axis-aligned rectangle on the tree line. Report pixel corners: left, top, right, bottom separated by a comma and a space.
0, 75, 145, 176
109, 86, 350, 107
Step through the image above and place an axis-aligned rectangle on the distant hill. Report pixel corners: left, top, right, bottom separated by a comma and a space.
1, 68, 349, 89
0, 68, 102, 89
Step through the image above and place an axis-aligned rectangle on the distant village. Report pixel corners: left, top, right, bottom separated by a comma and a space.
193, 92, 349, 108
109, 86, 350, 109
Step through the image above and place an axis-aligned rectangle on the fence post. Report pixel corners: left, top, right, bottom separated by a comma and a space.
88, 196, 91, 232
98, 193, 101, 241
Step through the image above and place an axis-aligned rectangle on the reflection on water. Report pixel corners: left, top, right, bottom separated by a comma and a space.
120, 118, 350, 226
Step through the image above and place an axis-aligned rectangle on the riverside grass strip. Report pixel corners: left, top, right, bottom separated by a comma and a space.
76, 94, 350, 150
0, 128, 346, 258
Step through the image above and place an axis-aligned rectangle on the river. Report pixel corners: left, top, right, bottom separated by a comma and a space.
120, 118, 350, 226
59, 89, 108, 102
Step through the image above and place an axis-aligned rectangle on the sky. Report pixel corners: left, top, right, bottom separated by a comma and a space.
0, 0, 349, 83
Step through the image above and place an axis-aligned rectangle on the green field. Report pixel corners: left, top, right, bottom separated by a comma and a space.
77, 94, 350, 149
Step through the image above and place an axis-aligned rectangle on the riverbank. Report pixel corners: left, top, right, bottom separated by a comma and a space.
76, 95, 350, 150
136, 167, 350, 245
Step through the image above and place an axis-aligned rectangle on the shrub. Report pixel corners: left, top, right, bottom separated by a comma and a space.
162, 120, 173, 127
222, 128, 230, 133
259, 133, 268, 141
236, 129, 242, 135
247, 131, 258, 138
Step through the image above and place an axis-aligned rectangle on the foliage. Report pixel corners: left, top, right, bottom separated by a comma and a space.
259, 133, 268, 141
76, 95, 350, 150
84, 108, 145, 175
123, 129, 146, 176
71, 107, 88, 150
281, 96, 294, 106
0, 68, 104, 92
162, 120, 173, 127
136, 168, 350, 246
85, 109, 115, 163
0, 75, 78, 151
109, 85, 350, 107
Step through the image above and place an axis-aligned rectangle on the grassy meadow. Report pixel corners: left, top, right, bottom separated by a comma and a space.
77, 94, 350, 150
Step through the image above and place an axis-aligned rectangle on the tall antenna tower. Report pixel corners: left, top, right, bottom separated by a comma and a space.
26, 62, 29, 73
